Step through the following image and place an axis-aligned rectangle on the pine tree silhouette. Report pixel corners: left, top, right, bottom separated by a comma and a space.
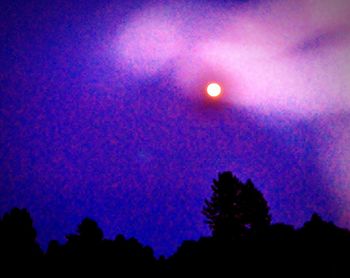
203, 172, 270, 240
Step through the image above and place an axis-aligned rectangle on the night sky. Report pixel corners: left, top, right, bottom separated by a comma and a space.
1, 0, 350, 256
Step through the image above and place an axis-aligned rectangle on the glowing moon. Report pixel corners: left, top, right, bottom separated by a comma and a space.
207, 83, 221, 97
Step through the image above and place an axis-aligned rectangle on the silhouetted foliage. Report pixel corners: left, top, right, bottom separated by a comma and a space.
0, 208, 42, 259
78, 218, 104, 242
203, 172, 271, 240
1, 173, 350, 276
266, 223, 296, 241
60, 217, 104, 259
45, 218, 157, 274
299, 213, 350, 241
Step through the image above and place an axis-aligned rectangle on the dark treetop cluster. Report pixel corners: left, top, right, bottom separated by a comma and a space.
0, 172, 348, 276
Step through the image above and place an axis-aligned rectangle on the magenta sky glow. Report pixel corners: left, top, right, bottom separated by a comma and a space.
114, 0, 350, 115
111, 0, 350, 226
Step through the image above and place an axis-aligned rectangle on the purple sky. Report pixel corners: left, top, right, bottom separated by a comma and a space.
1, 0, 350, 256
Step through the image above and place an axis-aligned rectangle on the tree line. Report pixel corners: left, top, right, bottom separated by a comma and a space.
0, 172, 348, 275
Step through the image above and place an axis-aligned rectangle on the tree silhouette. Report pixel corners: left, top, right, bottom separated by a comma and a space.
0, 208, 42, 258
299, 213, 350, 241
3, 171, 350, 276
77, 218, 104, 243
63, 217, 104, 258
203, 172, 271, 240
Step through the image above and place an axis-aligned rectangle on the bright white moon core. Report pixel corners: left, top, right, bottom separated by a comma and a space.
207, 83, 221, 97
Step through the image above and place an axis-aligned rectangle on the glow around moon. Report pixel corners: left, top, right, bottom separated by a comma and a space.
207, 83, 222, 97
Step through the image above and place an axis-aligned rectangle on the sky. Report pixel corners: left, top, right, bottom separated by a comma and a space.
1, 0, 350, 256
